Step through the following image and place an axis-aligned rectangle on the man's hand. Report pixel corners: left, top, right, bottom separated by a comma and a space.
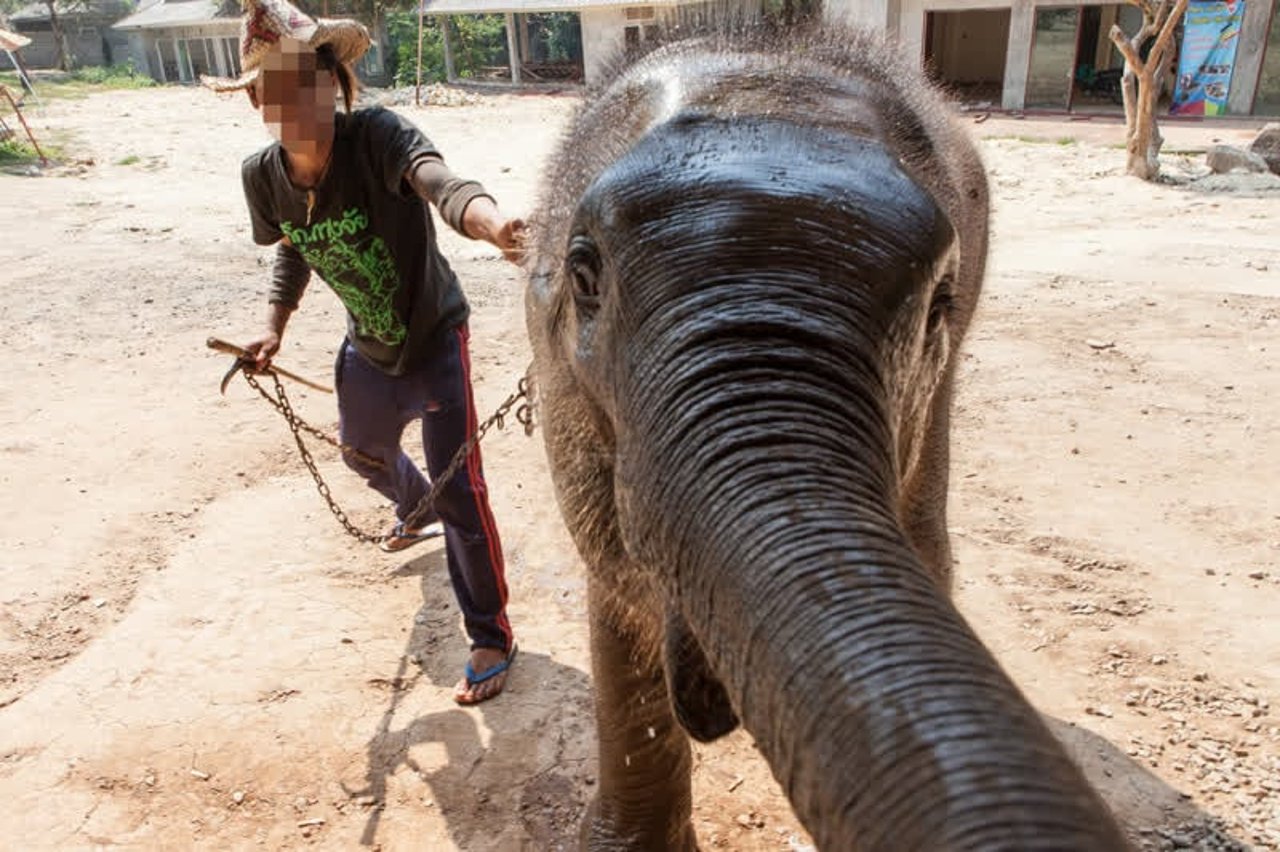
462, 196, 527, 266
244, 331, 281, 371
492, 217, 527, 265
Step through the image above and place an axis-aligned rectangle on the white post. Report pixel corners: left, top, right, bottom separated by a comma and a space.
505, 11, 520, 83
155, 40, 167, 83
441, 15, 456, 82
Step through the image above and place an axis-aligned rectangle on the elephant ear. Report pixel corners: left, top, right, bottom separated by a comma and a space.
664, 609, 740, 742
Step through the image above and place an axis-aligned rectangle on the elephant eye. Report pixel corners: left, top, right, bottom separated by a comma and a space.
928, 275, 954, 333
566, 234, 602, 303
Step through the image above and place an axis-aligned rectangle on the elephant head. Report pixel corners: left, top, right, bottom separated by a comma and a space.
525, 25, 1130, 852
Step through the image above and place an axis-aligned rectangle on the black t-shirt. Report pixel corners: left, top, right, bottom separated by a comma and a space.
241, 107, 469, 376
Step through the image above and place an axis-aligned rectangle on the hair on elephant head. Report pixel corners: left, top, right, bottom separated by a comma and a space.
524, 20, 1131, 852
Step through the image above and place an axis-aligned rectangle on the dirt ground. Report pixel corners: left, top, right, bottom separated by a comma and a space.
0, 82, 1277, 851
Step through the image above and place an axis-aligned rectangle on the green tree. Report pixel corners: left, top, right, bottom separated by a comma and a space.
384, 12, 508, 84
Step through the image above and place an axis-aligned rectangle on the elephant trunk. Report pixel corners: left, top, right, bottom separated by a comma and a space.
615, 324, 1129, 850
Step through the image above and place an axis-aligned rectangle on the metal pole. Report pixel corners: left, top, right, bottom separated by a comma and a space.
0, 84, 48, 165
415, 2, 424, 105
4, 49, 39, 107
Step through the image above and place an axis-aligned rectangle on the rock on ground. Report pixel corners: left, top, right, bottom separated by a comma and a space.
1206, 144, 1270, 175
1249, 123, 1280, 176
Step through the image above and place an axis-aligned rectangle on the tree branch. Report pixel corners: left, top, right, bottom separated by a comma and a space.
1109, 23, 1146, 75
1148, 0, 1188, 72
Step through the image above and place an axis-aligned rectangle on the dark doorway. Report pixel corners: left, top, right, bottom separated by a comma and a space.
924, 9, 1012, 106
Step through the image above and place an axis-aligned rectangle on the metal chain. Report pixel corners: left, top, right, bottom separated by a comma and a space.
400, 373, 535, 532
243, 370, 386, 470
238, 367, 535, 546
246, 370, 384, 543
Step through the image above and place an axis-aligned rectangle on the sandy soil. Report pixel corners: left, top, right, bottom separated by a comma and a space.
0, 83, 1277, 851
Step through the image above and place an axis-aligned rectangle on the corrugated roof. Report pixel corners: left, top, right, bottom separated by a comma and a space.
9, 0, 127, 22
113, 0, 232, 30
10, 2, 74, 22
421, 0, 687, 13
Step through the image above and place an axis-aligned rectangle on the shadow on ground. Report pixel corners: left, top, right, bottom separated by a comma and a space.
1051, 717, 1250, 851
349, 546, 594, 850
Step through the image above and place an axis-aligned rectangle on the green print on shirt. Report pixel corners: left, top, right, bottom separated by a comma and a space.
281, 208, 406, 347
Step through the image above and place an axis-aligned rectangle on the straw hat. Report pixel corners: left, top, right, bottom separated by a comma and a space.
201, 0, 371, 92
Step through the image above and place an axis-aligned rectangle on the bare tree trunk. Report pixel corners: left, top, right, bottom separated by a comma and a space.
1128, 69, 1160, 179
43, 0, 72, 71
1109, 0, 1187, 181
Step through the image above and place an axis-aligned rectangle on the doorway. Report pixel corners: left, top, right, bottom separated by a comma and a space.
1025, 3, 1171, 113
924, 9, 1012, 106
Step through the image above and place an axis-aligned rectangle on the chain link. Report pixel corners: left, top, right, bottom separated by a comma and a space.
400, 374, 534, 532
237, 365, 534, 547
243, 370, 386, 470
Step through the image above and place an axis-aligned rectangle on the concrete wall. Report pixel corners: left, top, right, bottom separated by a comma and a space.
579, 0, 761, 86
831, 0, 1279, 114
1002, 0, 1033, 108
1229, 0, 1277, 113
10, 23, 127, 68
124, 21, 239, 83
826, 0, 900, 35
1256, 4, 1280, 114
580, 6, 629, 85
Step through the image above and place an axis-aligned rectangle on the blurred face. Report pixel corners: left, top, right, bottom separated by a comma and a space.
252, 38, 336, 154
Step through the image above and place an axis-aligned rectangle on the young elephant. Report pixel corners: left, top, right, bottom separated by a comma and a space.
525, 25, 1131, 851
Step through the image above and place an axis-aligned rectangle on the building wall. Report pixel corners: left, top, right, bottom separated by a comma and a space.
824, 0, 899, 32
579, 0, 761, 86
124, 21, 239, 83
579, 6, 628, 85
827, 0, 1279, 114
1231, 0, 1278, 113
11, 22, 127, 68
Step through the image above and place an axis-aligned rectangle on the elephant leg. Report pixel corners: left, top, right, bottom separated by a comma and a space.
901, 374, 957, 592
582, 577, 697, 851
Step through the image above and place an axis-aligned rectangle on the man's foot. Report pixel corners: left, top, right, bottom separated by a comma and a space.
454, 644, 517, 705
379, 519, 444, 553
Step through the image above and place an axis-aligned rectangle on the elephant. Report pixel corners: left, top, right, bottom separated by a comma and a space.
524, 23, 1131, 852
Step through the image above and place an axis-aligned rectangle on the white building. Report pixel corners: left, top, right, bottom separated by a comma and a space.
824, 0, 1280, 115
112, 0, 241, 84
113, 0, 390, 85
420, 0, 758, 86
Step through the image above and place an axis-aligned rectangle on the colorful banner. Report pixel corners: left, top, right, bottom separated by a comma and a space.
1171, 0, 1246, 115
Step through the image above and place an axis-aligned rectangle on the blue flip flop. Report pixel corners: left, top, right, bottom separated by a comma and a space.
456, 644, 518, 705
379, 520, 444, 553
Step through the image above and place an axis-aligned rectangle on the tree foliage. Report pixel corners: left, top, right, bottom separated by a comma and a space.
384, 11, 513, 85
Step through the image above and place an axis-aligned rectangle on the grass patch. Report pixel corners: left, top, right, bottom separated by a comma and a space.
69, 64, 156, 89
0, 63, 156, 100
0, 137, 43, 166
986, 134, 1080, 147
115, 154, 141, 166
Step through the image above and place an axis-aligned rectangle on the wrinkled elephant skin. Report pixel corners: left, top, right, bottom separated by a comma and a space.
525, 25, 1131, 852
